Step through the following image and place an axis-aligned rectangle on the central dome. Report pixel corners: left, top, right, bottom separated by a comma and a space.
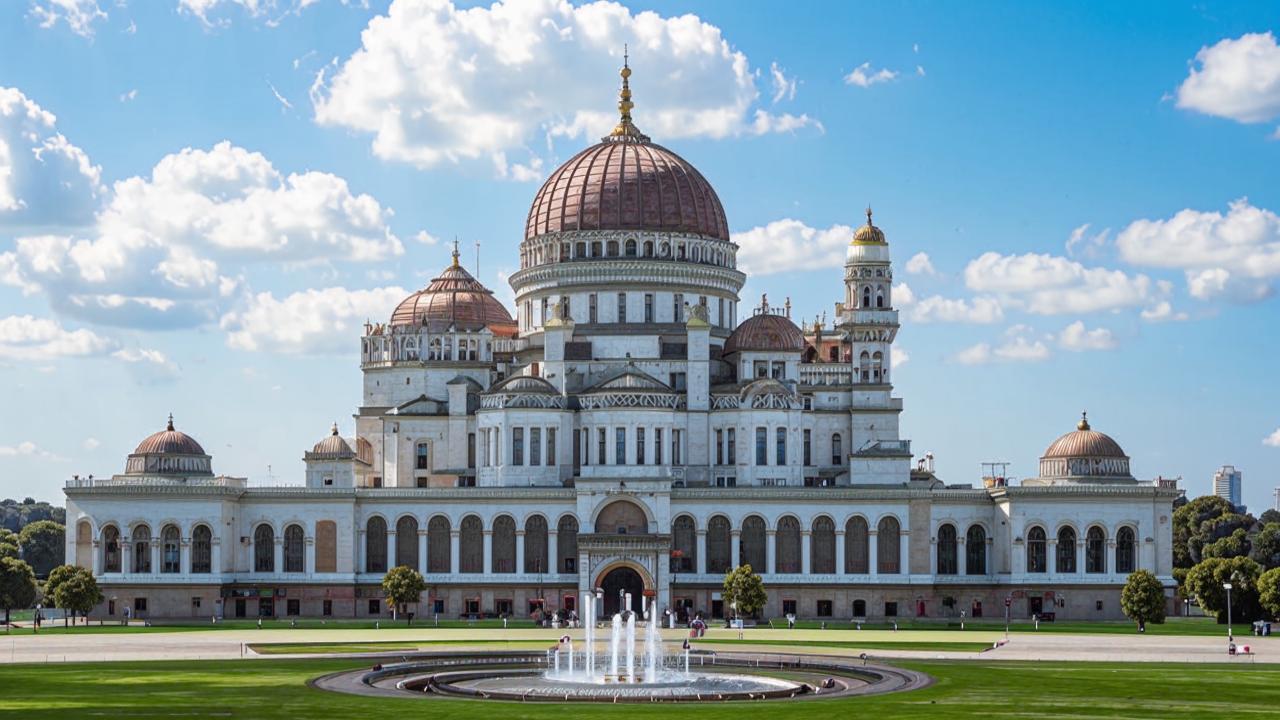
390, 249, 516, 334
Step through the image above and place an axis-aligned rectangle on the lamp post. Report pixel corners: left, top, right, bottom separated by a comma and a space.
1223, 582, 1234, 646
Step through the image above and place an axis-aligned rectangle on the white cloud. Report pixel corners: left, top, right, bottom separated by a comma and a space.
1117, 198, 1280, 301
905, 251, 936, 276
0, 440, 64, 460
1176, 32, 1280, 126
907, 295, 1003, 324
891, 348, 909, 369
964, 251, 1158, 315
413, 230, 441, 246
955, 325, 1052, 365
1, 141, 404, 328
892, 282, 914, 306
1057, 320, 1117, 352
995, 336, 1051, 362
0, 314, 113, 361
1139, 300, 1188, 322
1265, 428, 1280, 447
112, 347, 181, 381
29, 0, 107, 38
916, 65, 926, 77
82, 437, 100, 450
954, 343, 992, 365
0, 87, 103, 228
267, 80, 292, 110
311, 0, 816, 176
220, 285, 406, 353
732, 219, 851, 275
119, 89, 138, 103
179, 0, 367, 27
844, 62, 898, 88
1065, 223, 1110, 258
769, 62, 797, 104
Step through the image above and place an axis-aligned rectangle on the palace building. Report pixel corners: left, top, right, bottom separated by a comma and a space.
63, 62, 1181, 622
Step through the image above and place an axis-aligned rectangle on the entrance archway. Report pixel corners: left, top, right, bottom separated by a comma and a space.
599, 566, 645, 616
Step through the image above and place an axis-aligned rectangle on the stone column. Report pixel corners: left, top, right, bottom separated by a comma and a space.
835, 530, 845, 575
868, 531, 878, 577
1076, 541, 1085, 576
273, 537, 283, 575
91, 540, 101, 576
305, 536, 315, 575
121, 540, 132, 574
211, 538, 222, 575
357, 529, 367, 574
386, 531, 397, 571
548, 531, 559, 575
899, 530, 910, 576
696, 530, 707, 575
418, 529, 429, 574
731, 530, 741, 568
765, 530, 776, 574
151, 542, 161, 575
1047, 539, 1058, 575
482, 530, 493, 575
515, 530, 526, 574
450, 530, 460, 573
180, 538, 191, 575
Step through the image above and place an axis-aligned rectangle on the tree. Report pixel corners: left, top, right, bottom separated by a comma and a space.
1260, 509, 1280, 527
722, 564, 767, 619
1121, 570, 1167, 630
0, 529, 18, 560
48, 566, 101, 627
381, 565, 426, 624
0, 556, 37, 631
1250, 523, 1280, 570
1184, 555, 1263, 624
18, 521, 64, 577
1259, 568, 1280, 619
1173, 496, 1247, 568
1203, 528, 1251, 560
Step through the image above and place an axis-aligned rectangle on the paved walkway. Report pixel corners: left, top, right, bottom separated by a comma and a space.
0, 627, 1270, 665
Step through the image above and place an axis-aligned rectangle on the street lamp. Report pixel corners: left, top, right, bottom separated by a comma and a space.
1223, 582, 1234, 645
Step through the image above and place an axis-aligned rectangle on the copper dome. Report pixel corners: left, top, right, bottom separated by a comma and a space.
310, 423, 354, 458
725, 300, 805, 354
1041, 413, 1127, 459
851, 207, 886, 245
133, 415, 206, 456
391, 251, 516, 334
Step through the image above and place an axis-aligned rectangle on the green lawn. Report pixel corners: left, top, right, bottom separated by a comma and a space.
765, 616, 1229, 635
250, 639, 557, 655
0, 657, 1277, 718
693, 638, 994, 653
0, 617, 539, 635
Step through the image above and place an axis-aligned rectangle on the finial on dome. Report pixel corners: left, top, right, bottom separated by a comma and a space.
166, 413, 174, 432
866, 206, 873, 225
330, 422, 339, 436
608, 45, 649, 141
451, 238, 460, 268
1078, 411, 1090, 431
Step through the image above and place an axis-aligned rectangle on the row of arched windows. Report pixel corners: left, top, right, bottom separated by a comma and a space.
99, 524, 213, 574
1025, 525, 1137, 574
669, 515, 904, 575
522, 237, 735, 270
364, 514, 580, 575
935, 524, 990, 575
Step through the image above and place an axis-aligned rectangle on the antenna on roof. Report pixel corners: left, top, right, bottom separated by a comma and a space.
476, 239, 481, 279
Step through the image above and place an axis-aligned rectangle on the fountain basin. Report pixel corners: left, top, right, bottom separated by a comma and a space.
431, 668, 806, 701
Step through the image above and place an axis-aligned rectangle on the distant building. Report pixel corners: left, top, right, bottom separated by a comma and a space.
1213, 465, 1243, 509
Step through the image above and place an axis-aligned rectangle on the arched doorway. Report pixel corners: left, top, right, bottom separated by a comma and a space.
599, 566, 646, 616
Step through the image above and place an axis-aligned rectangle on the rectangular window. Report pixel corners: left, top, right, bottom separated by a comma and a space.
669, 372, 686, 391
512, 428, 524, 466
636, 427, 646, 465
655, 428, 663, 465
546, 428, 556, 466
530, 427, 542, 466
617, 293, 627, 323
715, 429, 724, 465
495, 598, 513, 616
756, 427, 767, 465
885, 601, 898, 617
674, 293, 684, 322
134, 598, 147, 613
560, 295, 569, 319
755, 361, 768, 378
817, 600, 833, 617
541, 297, 549, 326
727, 428, 736, 464
287, 599, 301, 616
433, 598, 445, 614
416, 442, 430, 470
191, 597, 201, 612
644, 293, 654, 323
589, 293, 598, 323
368, 599, 380, 615
322, 599, 333, 617
717, 298, 724, 327
598, 428, 606, 465
615, 427, 626, 465
782, 599, 796, 616
468, 433, 476, 469
776, 427, 786, 465
803, 429, 812, 466
672, 430, 683, 465
771, 361, 784, 379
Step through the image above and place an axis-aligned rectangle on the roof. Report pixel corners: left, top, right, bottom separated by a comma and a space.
725, 303, 805, 354
389, 250, 516, 333
132, 415, 206, 456
1041, 413, 1127, 460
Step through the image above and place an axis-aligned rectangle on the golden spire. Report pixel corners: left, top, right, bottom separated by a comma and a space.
331, 422, 339, 436
1077, 411, 1090, 431
609, 45, 649, 141
865, 206, 874, 225
451, 238, 461, 268
166, 413, 174, 432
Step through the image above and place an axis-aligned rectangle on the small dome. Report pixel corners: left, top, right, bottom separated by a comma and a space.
1036, 412, 1133, 482
390, 248, 516, 334
310, 423, 354, 458
724, 296, 805, 354
851, 207, 886, 245
133, 414, 206, 456
1041, 413, 1127, 459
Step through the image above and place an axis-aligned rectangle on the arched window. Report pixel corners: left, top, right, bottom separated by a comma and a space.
853, 599, 867, 617
103, 526, 121, 573
877, 517, 900, 574
672, 515, 696, 574
1086, 526, 1106, 574
365, 516, 387, 573
876, 285, 885, 308
1057, 526, 1077, 573
492, 515, 516, 573
560, 243, 569, 261
845, 517, 869, 573
859, 351, 871, 382
524, 515, 548, 574
625, 239, 637, 256
557, 515, 579, 574
812, 517, 835, 574
315, 521, 337, 573
595, 500, 647, 534
606, 240, 618, 257
937, 523, 958, 575
254, 524, 274, 573
831, 434, 843, 465
1026, 526, 1047, 573
1116, 526, 1136, 573
660, 242, 670, 257
707, 516, 731, 574
161, 524, 181, 573
966, 525, 986, 575
862, 286, 871, 308
691, 245, 701, 263
427, 516, 451, 573
284, 524, 305, 573
776, 516, 801, 573
741, 516, 766, 571
643, 241, 653, 257
190, 525, 212, 573
872, 351, 883, 383
460, 515, 483, 572
132, 525, 152, 573
591, 241, 602, 258
396, 516, 419, 569
575, 241, 586, 258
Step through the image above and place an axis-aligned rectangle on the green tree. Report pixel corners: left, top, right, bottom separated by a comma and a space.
18, 521, 64, 577
1203, 528, 1251, 560
1259, 567, 1280, 619
1173, 496, 1243, 568
48, 566, 101, 627
722, 564, 767, 619
0, 556, 37, 631
0, 529, 18, 560
1250, 523, 1280, 570
1184, 555, 1263, 624
1120, 569, 1167, 630
1260, 509, 1280, 527
381, 565, 426, 624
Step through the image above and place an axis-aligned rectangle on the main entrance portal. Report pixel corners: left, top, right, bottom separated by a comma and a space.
600, 566, 645, 616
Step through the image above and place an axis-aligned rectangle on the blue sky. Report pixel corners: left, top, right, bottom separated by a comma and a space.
2, 0, 1279, 509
